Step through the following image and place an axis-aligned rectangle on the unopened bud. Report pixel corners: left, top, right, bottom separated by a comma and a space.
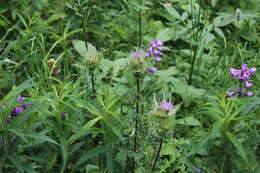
84, 43, 100, 67
236, 8, 241, 22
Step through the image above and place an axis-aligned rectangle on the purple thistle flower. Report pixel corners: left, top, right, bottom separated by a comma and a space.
159, 101, 173, 111
132, 51, 142, 58
145, 67, 158, 73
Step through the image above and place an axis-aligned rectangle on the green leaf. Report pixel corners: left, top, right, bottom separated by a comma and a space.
8, 129, 29, 143
72, 40, 87, 57
175, 116, 201, 126
85, 103, 103, 117
226, 132, 250, 166
7, 152, 25, 173
76, 144, 110, 166
123, 70, 136, 87
156, 28, 174, 42
68, 116, 102, 145
47, 13, 67, 24
24, 133, 58, 145
1, 80, 34, 104
161, 3, 181, 19
87, 42, 97, 55
60, 137, 68, 172
214, 27, 226, 48
211, 0, 218, 7
107, 122, 123, 140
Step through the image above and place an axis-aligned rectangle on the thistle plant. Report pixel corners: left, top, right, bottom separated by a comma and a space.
227, 64, 256, 97
151, 98, 180, 171
72, 40, 101, 95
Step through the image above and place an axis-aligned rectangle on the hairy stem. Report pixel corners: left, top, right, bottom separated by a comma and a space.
152, 138, 163, 171
188, 46, 198, 84
138, 7, 142, 49
90, 68, 95, 95
133, 72, 140, 171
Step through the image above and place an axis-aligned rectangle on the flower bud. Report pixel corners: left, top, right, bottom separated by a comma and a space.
84, 43, 100, 67
129, 51, 145, 72
236, 8, 241, 22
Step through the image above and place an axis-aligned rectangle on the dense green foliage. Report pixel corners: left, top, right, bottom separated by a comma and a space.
0, 0, 259, 172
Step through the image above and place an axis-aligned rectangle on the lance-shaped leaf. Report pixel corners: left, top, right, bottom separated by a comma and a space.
68, 116, 102, 145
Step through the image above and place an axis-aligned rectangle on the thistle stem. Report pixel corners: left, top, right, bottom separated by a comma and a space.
133, 72, 140, 171
138, 6, 142, 49
188, 46, 198, 84
152, 138, 163, 171
90, 68, 95, 95
188, 1, 201, 85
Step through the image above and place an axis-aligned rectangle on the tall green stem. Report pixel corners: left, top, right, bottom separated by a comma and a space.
188, 46, 198, 84
132, 2, 143, 171
138, 6, 142, 49
133, 72, 140, 171
152, 138, 163, 171
188, 1, 201, 84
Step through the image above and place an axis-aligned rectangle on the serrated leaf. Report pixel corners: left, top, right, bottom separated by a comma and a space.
175, 116, 201, 126
226, 132, 250, 166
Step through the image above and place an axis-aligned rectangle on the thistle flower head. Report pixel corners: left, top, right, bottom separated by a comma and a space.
129, 51, 145, 71
159, 101, 173, 111
152, 97, 179, 118
151, 97, 180, 131
84, 43, 100, 67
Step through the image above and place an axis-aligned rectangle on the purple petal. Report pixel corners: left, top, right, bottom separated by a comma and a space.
16, 96, 26, 102
227, 91, 236, 98
159, 101, 173, 111
246, 92, 254, 97
245, 81, 253, 89
145, 67, 158, 73
155, 57, 161, 62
